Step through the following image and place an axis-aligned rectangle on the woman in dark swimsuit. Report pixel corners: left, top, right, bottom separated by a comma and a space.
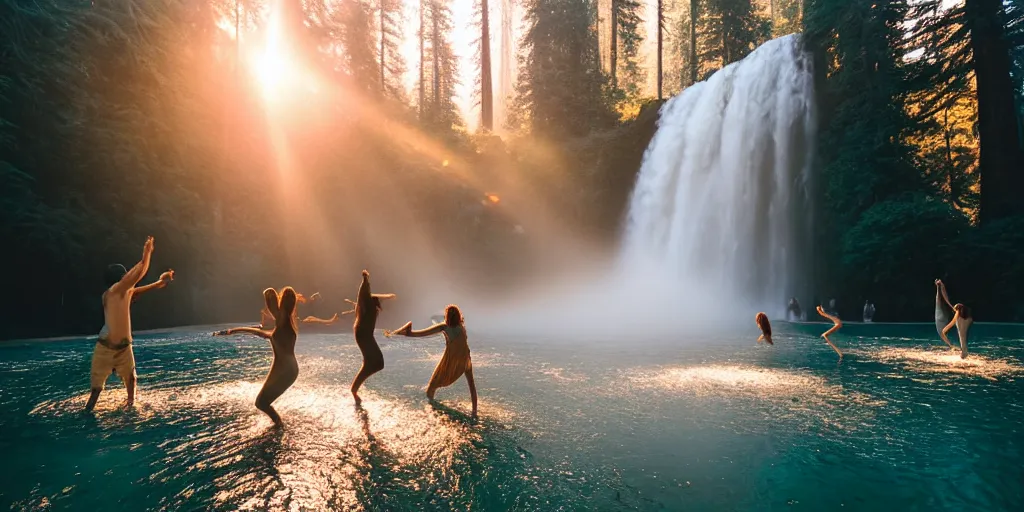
213, 287, 300, 426
349, 270, 396, 405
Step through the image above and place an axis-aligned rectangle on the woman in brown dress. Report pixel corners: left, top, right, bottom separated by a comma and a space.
386, 304, 477, 418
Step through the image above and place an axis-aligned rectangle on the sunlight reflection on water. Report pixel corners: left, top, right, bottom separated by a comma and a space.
3, 325, 1023, 511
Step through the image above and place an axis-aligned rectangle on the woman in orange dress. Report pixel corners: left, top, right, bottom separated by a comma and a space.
386, 304, 477, 417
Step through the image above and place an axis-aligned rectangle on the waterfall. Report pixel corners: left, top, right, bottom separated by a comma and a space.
621, 35, 817, 319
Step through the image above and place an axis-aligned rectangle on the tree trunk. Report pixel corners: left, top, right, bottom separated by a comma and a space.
611, 0, 618, 88
481, 0, 493, 131
235, 0, 240, 70
419, 0, 425, 118
432, 1, 440, 108
689, 0, 697, 84
966, 0, 1024, 222
657, 0, 663, 99
380, 2, 386, 92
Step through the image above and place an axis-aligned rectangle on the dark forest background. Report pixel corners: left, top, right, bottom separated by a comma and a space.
2, 0, 1023, 340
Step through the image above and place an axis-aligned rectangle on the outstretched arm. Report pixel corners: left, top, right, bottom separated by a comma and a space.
940, 310, 959, 349
213, 327, 272, 339
387, 321, 445, 338
302, 313, 340, 325
372, 293, 397, 300
111, 237, 155, 295
131, 270, 175, 303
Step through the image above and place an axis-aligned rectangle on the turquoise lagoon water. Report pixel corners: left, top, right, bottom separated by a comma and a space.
1, 323, 1022, 511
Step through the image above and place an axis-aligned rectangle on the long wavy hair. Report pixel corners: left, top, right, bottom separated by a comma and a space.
444, 304, 463, 328
264, 287, 299, 334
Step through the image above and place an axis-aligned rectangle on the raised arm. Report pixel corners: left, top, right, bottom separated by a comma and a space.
356, 270, 372, 314
112, 237, 155, 295
131, 269, 175, 303
936, 280, 953, 310
940, 310, 959, 349
213, 327, 272, 339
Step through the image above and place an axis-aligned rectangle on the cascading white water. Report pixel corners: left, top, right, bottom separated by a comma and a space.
621, 34, 817, 319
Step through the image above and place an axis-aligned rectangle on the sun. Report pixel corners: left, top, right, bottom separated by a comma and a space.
254, 45, 286, 97
250, 15, 288, 100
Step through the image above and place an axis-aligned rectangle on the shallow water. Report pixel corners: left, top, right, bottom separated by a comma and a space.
1, 323, 1022, 511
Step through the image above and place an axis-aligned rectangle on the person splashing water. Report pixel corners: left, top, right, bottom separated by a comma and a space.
816, 305, 844, 360
386, 304, 478, 418
213, 287, 300, 427
86, 236, 175, 411
755, 312, 773, 345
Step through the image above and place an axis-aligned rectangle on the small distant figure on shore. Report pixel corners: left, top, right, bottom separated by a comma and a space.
386, 304, 478, 418
787, 297, 803, 321
827, 298, 838, 316
816, 305, 844, 360
936, 279, 972, 359
213, 287, 300, 427
862, 301, 876, 323
755, 312, 773, 345
86, 236, 175, 411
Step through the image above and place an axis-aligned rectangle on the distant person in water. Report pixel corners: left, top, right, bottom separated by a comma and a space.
86, 236, 175, 411
787, 298, 802, 321
862, 301, 876, 323
816, 305, 844, 359
349, 270, 397, 405
213, 287, 300, 426
941, 303, 973, 359
935, 280, 972, 358
387, 304, 478, 418
828, 298, 837, 316
755, 312, 773, 345
934, 279, 954, 347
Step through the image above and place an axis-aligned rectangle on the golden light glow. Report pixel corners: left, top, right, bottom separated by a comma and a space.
253, 18, 286, 100
442, 159, 450, 167
486, 194, 500, 204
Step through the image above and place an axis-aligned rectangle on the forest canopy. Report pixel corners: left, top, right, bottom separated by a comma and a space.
1, 0, 1023, 340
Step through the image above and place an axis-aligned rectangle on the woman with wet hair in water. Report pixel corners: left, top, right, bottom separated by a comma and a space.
386, 304, 478, 418
213, 287, 300, 426
755, 312, 773, 345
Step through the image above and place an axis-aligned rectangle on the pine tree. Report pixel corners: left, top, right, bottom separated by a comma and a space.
477, 0, 495, 131
699, 0, 770, 72
424, 0, 462, 129
336, 0, 380, 95
514, 0, 612, 137
378, 0, 406, 99
610, 0, 645, 98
